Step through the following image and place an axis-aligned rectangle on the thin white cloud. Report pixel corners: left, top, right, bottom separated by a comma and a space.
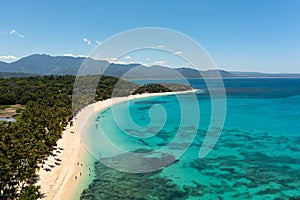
105, 57, 129, 65
154, 60, 166, 65
8, 29, 24, 38
101, 57, 154, 67
142, 62, 151, 67
0, 55, 18, 62
104, 57, 140, 65
105, 57, 118, 62
83, 38, 91, 45
63, 53, 86, 58
174, 51, 183, 55
114, 61, 134, 65
124, 56, 131, 60
63, 53, 75, 57
95, 40, 101, 45
155, 45, 165, 48
146, 58, 151, 61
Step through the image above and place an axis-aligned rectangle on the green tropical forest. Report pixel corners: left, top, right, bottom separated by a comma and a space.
0, 75, 190, 199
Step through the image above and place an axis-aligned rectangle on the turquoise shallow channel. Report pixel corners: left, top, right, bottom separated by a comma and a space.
80, 78, 300, 200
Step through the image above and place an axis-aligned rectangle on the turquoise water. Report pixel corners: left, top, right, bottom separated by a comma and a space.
0, 117, 16, 122
81, 78, 300, 199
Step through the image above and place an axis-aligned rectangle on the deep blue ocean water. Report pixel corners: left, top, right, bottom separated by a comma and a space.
81, 78, 300, 199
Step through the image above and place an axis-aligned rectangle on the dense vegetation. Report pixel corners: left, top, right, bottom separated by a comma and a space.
0, 76, 71, 199
0, 75, 130, 199
0, 72, 36, 78
0, 75, 190, 199
132, 83, 192, 95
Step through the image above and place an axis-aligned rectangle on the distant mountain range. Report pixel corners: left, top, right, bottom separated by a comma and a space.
0, 54, 299, 78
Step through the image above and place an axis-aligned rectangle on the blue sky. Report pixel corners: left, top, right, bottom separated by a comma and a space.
1, 0, 300, 72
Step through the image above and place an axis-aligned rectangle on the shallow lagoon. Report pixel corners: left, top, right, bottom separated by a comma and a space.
81, 78, 300, 199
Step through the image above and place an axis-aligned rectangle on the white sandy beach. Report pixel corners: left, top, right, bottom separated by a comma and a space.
36, 90, 197, 200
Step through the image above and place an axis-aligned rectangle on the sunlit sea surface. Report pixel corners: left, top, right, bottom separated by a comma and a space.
81, 78, 300, 199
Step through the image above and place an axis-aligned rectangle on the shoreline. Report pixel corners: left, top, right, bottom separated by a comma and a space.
37, 89, 198, 200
